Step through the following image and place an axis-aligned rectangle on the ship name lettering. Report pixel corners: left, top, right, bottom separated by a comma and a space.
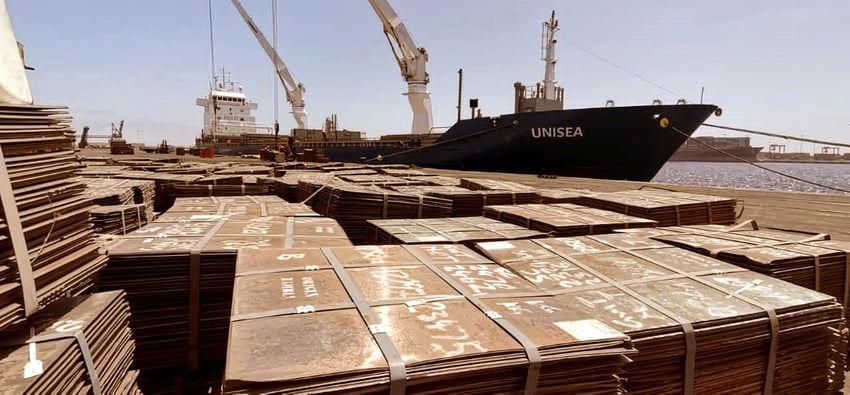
531, 126, 583, 138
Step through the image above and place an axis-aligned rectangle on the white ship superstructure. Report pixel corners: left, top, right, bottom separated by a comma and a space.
196, 70, 271, 142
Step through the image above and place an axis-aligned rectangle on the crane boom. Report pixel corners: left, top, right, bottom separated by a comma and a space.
367, 0, 433, 134
230, 0, 307, 129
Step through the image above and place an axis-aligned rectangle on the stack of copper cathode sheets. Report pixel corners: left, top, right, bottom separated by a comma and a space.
304, 180, 453, 244
0, 105, 107, 331
389, 185, 486, 217
535, 188, 587, 204
0, 290, 140, 394
335, 173, 426, 187
224, 244, 635, 394
96, 196, 351, 392
474, 232, 846, 394
576, 189, 737, 226
367, 216, 545, 246
484, 203, 657, 236
647, 223, 850, 316
164, 182, 273, 198
89, 204, 148, 235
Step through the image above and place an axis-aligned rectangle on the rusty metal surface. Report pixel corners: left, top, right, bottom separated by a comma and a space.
226, 310, 388, 392
0, 291, 138, 394
224, 244, 635, 393
232, 269, 351, 317
484, 203, 657, 237
473, 235, 846, 394
576, 189, 737, 226
97, 196, 353, 374
325, 245, 422, 267
372, 300, 523, 364
368, 216, 545, 246
346, 265, 460, 303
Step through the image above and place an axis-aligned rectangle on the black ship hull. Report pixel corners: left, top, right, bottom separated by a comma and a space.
298, 104, 718, 181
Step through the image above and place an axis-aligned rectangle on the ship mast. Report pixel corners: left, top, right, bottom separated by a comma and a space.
541, 10, 559, 100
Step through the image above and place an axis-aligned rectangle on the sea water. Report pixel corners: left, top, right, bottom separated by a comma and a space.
652, 162, 850, 195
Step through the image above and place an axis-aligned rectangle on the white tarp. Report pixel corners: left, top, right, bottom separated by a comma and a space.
0, 0, 31, 104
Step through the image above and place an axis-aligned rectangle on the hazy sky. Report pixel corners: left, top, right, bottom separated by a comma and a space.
8, 1, 850, 151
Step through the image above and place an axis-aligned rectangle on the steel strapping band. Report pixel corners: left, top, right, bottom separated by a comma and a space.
846, 251, 850, 308
230, 302, 356, 322
236, 264, 324, 277
674, 205, 681, 225
708, 233, 830, 257
590, 237, 781, 395
188, 219, 227, 370
284, 217, 295, 249
707, 200, 714, 223
417, 195, 423, 218
120, 208, 127, 235
322, 248, 406, 395
135, 205, 142, 230
382, 193, 389, 218
0, 147, 37, 316
402, 245, 542, 395
29, 331, 102, 395
216, 202, 226, 215
546, 249, 699, 395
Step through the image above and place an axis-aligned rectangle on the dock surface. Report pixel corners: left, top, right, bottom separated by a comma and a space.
425, 168, 850, 241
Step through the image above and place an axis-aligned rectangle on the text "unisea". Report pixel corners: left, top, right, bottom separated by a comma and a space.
531, 126, 584, 138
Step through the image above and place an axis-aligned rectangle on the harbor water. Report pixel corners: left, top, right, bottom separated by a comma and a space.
652, 161, 850, 194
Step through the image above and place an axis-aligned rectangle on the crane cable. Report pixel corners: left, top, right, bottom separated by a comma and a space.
669, 125, 850, 194
703, 123, 850, 149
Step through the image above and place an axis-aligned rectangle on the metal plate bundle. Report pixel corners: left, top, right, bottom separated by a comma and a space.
214, 165, 273, 175
281, 161, 341, 170
156, 196, 319, 222
390, 185, 543, 217
460, 177, 539, 193
484, 203, 657, 236
376, 168, 432, 177
367, 216, 546, 246
89, 204, 148, 235
0, 104, 108, 332
81, 178, 156, 223
404, 175, 462, 186
321, 167, 376, 176
81, 178, 136, 205
195, 174, 244, 185
293, 172, 338, 202
264, 170, 327, 202
164, 182, 273, 198
224, 244, 635, 394
336, 173, 428, 187
646, 223, 850, 312
577, 189, 737, 226
305, 181, 454, 244
535, 188, 588, 204
474, 233, 846, 394
97, 198, 351, 377
86, 171, 204, 212
0, 290, 140, 394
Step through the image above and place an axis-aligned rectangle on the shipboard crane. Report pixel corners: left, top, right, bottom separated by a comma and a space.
368, 0, 433, 134
229, 0, 307, 129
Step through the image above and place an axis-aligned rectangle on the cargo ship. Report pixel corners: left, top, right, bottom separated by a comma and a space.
669, 136, 763, 162
196, 11, 719, 181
